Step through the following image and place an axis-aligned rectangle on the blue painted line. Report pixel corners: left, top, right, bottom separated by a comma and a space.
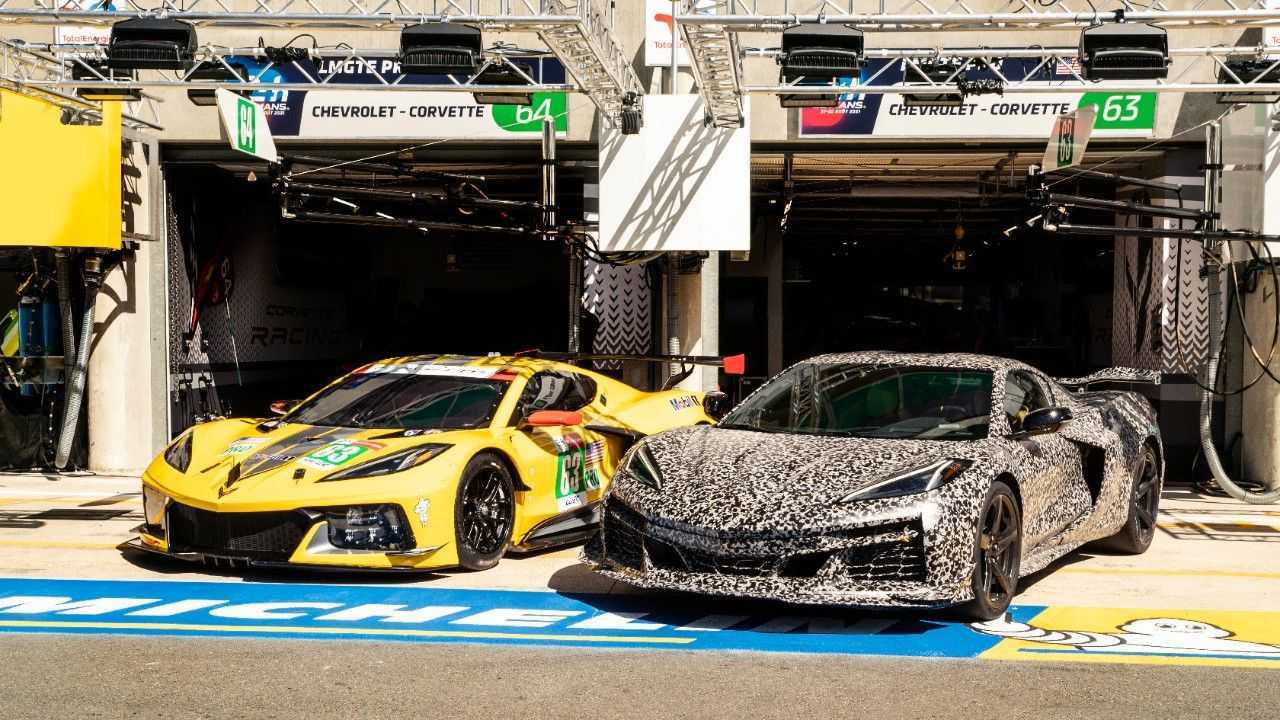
0, 577, 1037, 657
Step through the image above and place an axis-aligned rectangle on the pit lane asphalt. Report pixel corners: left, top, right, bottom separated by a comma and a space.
0, 633, 1273, 720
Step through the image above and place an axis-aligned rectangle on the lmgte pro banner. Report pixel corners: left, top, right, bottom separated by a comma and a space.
225, 55, 568, 139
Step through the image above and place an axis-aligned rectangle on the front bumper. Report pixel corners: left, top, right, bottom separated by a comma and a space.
129, 496, 450, 572
583, 499, 971, 608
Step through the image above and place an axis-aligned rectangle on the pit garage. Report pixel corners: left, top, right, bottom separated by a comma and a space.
721, 143, 1208, 467
162, 145, 592, 432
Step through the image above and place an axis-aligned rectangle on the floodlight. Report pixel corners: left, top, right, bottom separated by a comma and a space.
107, 18, 197, 71
779, 93, 839, 108
778, 23, 865, 83
1079, 22, 1169, 81
471, 62, 532, 106
902, 58, 965, 106
186, 60, 250, 106
1217, 58, 1280, 104
399, 23, 483, 76
71, 60, 140, 101
620, 92, 642, 135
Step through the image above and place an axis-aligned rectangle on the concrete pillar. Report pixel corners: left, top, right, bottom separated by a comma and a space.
766, 224, 785, 378
1236, 106, 1280, 491
87, 137, 168, 473
672, 254, 720, 392
1242, 271, 1280, 490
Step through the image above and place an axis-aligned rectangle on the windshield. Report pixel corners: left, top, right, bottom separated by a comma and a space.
287, 371, 509, 430
720, 363, 993, 440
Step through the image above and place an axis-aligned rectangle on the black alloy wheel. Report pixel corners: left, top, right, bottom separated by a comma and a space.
960, 480, 1022, 621
1098, 444, 1161, 555
454, 453, 516, 570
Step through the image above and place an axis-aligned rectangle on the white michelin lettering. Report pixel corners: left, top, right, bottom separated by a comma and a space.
127, 599, 229, 617
569, 612, 665, 631
208, 602, 343, 620
751, 616, 896, 634
674, 614, 751, 632
0, 596, 160, 615
314, 604, 469, 623
450, 608, 584, 628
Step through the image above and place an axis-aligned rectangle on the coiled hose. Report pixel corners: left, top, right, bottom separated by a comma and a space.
54, 257, 104, 470
1200, 264, 1280, 504
53, 251, 77, 465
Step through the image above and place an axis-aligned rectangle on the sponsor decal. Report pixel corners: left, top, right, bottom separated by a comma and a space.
0, 578, 1007, 657
976, 608, 1280, 666
798, 59, 1157, 139
299, 440, 386, 471
555, 435, 605, 512
2, 579, 1277, 666
669, 395, 699, 412
359, 362, 513, 380
222, 437, 269, 456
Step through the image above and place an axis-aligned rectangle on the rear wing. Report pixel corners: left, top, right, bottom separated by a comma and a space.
512, 350, 746, 390
1055, 367, 1162, 390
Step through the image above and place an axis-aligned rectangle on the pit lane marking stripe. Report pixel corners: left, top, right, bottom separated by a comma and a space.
0, 620, 696, 645
1055, 566, 1280, 580
0, 540, 123, 550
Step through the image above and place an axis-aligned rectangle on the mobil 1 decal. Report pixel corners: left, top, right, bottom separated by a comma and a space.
221, 55, 568, 139
799, 58, 1156, 139
554, 433, 604, 512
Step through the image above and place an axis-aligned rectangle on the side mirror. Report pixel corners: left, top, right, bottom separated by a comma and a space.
1019, 406, 1073, 436
269, 399, 299, 416
524, 410, 583, 428
702, 391, 730, 421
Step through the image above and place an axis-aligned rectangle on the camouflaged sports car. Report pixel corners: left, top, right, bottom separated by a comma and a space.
585, 352, 1163, 620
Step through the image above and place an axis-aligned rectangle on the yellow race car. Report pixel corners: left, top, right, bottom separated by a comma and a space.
127, 353, 736, 572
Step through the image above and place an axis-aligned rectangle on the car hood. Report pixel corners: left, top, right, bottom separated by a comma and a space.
630, 426, 992, 532
148, 418, 482, 508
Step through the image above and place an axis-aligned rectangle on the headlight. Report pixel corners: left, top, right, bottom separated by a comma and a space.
619, 442, 663, 491
839, 459, 972, 503
162, 430, 194, 473
141, 484, 167, 530
326, 504, 410, 550
320, 444, 451, 481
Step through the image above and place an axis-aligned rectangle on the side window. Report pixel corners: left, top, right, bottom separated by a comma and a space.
518, 372, 597, 417
1004, 370, 1051, 432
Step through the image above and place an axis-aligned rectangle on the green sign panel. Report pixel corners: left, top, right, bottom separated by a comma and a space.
491, 92, 568, 133
1078, 92, 1157, 132
235, 96, 256, 154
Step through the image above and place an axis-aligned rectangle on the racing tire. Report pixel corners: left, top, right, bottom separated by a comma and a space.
958, 480, 1023, 622
1095, 444, 1161, 555
454, 453, 516, 571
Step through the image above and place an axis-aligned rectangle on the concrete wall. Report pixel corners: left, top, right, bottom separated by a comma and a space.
86, 136, 168, 473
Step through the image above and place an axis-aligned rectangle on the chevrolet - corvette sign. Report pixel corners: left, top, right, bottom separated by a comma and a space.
799, 58, 1156, 139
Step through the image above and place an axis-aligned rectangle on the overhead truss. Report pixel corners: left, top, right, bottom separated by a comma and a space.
0, 40, 162, 128
676, 0, 1280, 127
0, 0, 643, 127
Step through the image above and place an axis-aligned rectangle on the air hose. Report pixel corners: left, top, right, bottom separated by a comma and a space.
1198, 122, 1280, 504
53, 250, 77, 466
54, 254, 108, 470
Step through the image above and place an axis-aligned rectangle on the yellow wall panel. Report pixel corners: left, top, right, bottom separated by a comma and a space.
0, 89, 121, 249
